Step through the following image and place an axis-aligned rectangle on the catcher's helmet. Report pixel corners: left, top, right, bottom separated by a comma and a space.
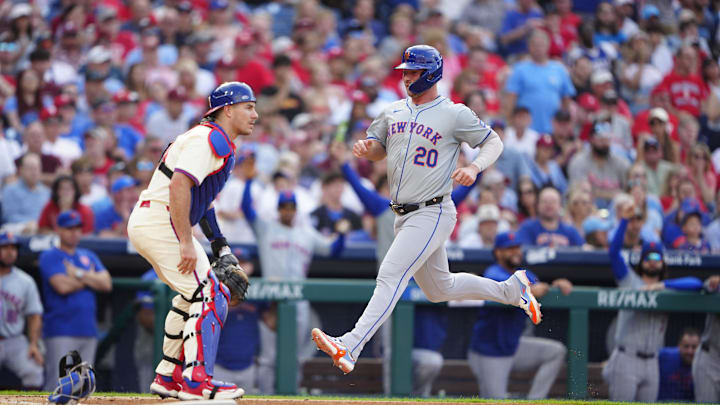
394, 45, 443, 95
204, 81, 256, 117
48, 351, 96, 404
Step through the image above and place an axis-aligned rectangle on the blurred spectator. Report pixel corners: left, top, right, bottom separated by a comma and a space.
707, 190, 720, 253
0, 231, 44, 390
676, 112, 700, 164
568, 21, 616, 73
653, 46, 707, 118
113, 90, 145, 138
516, 186, 583, 247
583, 216, 610, 249
378, 10, 416, 61
38, 175, 94, 235
124, 22, 178, 71
0, 129, 21, 185
568, 120, 630, 209
597, 90, 633, 156
526, 134, 567, 194
91, 98, 142, 161
14, 121, 62, 185
232, 31, 274, 94
459, 204, 501, 248
568, 55, 592, 95
40, 107, 81, 168
587, 70, 632, 121
83, 45, 124, 94
620, 31, 664, 114
481, 170, 517, 213
498, 0, 543, 58
145, 87, 193, 145
467, 231, 570, 400
503, 30, 575, 134
565, 188, 595, 238
310, 171, 363, 236
626, 165, 663, 239
504, 106, 539, 158
471, 120, 530, 191
55, 92, 93, 148
92, 175, 138, 238
1, 153, 50, 234
71, 157, 107, 207
671, 210, 711, 253
685, 143, 716, 206
5, 68, 43, 133
646, 22, 674, 75
338, 0, 385, 46
593, 2, 626, 47
550, 110, 580, 171
39, 209, 112, 391
615, 0, 640, 38
658, 328, 699, 401
662, 197, 710, 248
638, 135, 676, 197
516, 177, 537, 224
174, 58, 215, 105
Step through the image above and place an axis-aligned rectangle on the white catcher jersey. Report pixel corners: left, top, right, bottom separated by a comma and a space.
366, 96, 495, 204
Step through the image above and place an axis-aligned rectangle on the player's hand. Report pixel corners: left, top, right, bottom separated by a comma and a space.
641, 281, 665, 291
451, 165, 480, 186
620, 200, 636, 220
552, 278, 573, 296
28, 343, 43, 366
335, 218, 351, 234
178, 241, 197, 274
531, 281, 550, 299
352, 139, 374, 158
330, 141, 349, 163
707, 275, 720, 292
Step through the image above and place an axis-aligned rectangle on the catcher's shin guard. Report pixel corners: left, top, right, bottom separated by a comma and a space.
155, 295, 191, 377
182, 270, 230, 381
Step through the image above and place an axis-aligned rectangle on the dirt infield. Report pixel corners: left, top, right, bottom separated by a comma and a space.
0, 395, 519, 405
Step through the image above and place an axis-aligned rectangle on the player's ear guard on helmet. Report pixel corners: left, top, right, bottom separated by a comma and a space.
48, 350, 96, 404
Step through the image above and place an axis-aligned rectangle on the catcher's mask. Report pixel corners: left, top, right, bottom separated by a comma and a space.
48, 350, 96, 404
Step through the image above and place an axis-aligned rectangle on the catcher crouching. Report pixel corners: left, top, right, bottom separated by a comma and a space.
127, 82, 255, 400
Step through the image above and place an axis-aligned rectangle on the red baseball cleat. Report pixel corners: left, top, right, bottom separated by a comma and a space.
177, 377, 244, 400
149, 374, 181, 399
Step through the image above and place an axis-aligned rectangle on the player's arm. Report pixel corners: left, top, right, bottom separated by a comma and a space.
609, 205, 632, 282
80, 269, 112, 292
353, 139, 386, 161
341, 162, 389, 217
26, 313, 43, 365
169, 171, 197, 274
452, 112, 504, 186
240, 177, 258, 225
451, 173, 481, 205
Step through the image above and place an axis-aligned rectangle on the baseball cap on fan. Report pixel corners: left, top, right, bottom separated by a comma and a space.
57, 210, 83, 228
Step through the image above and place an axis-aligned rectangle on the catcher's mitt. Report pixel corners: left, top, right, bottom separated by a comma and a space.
212, 255, 250, 303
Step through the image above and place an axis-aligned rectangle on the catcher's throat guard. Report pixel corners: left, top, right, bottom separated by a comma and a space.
48, 350, 96, 404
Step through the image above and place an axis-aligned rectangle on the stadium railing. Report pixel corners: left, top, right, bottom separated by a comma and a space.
108, 277, 720, 399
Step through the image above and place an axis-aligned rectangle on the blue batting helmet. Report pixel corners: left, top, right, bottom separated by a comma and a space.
394, 45, 443, 95
204, 81, 256, 117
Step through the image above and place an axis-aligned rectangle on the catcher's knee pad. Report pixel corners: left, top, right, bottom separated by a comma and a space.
185, 270, 230, 381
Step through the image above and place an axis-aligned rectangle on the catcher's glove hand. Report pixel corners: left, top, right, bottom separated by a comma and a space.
212, 255, 250, 303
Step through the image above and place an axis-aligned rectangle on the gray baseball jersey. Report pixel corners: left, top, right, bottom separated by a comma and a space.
367, 96, 493, 204
0, 267, 43, 337
614, 271, 667, 353
692, 280, 720, 402
251, 219, 334, 281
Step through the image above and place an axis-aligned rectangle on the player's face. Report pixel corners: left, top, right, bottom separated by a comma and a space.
401, 69, 423, 94
0, 244, 18, 268
678, 334, 700, 365
497, 245, 523, 268
230, 102, 258, 136
278, 204, 296, 226
58, 226, 83, 248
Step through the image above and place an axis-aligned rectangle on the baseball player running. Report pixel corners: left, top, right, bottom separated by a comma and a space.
127, 82, 254, 400
603, 201, 704, 401
693, 274, 720, 403
312, 45, 542, 374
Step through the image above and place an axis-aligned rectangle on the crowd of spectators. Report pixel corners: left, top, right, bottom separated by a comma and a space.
0, 0, 719, 256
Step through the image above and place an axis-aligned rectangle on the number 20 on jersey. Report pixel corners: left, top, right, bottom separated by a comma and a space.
414, 147, 438, 167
